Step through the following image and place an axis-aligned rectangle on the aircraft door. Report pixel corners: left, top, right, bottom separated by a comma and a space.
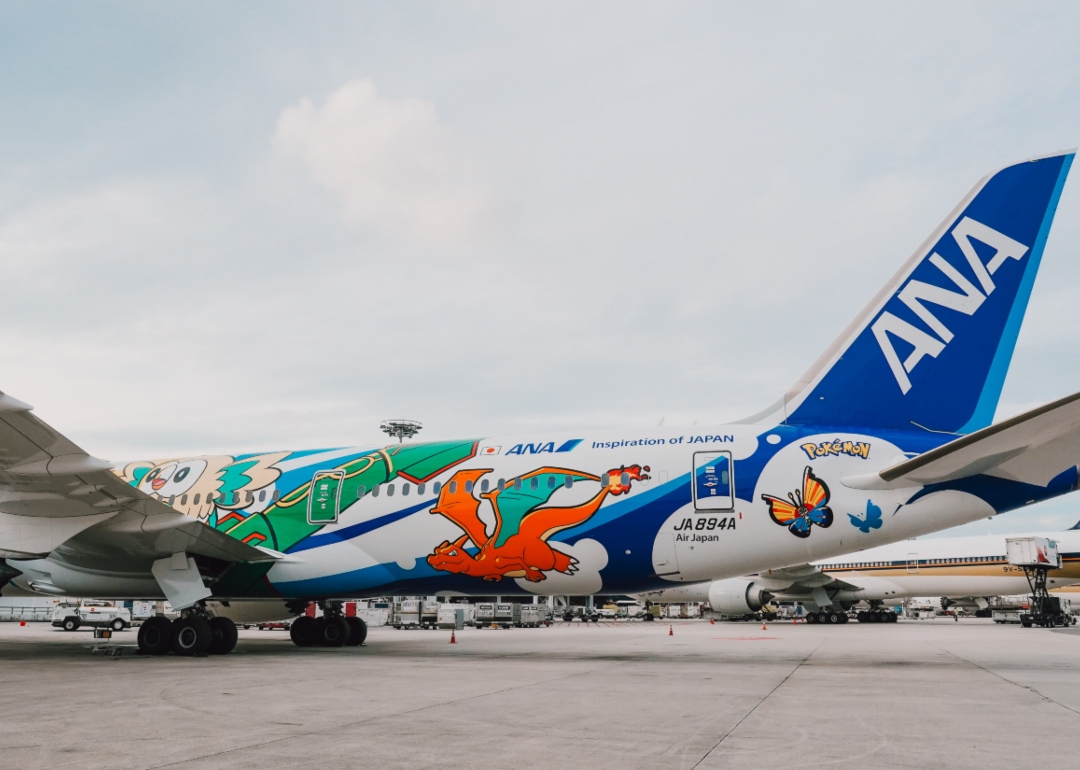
907, 553, 919, 574
654, 534, 680, 578
692, 452, 733, 511
308, 470, 346, 525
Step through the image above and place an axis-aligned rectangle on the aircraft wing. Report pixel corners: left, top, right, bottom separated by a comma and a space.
843, 390, 1080, 490
0, 393, 275, 565
755, 563, 861, 594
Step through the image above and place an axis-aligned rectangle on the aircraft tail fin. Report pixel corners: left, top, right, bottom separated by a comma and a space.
784, 150, 1074, 434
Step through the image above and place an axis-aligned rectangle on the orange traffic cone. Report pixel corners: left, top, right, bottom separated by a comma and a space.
710, 618, 715, 625
668, 624, 673, 636
450, 630, 457, 644
792, 618, 797, 624
19, 620, 26, 627
761, 622, 767, 630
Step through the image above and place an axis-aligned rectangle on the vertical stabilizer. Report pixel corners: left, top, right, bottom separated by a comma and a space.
785, 151, 1074, 434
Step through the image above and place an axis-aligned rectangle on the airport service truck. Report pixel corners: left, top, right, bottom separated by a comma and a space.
52, 601, 131, 632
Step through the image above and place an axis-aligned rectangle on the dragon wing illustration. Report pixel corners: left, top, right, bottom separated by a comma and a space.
429, 469, 492, 548
482, 468, 601, 548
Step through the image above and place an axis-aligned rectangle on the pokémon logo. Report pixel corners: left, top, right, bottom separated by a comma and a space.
801, 438, 871, 461
427, 464, 648, 582
761, 466, 833, 539
872, 216, 1029, 394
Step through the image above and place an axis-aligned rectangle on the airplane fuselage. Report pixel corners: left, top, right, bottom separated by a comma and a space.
9, 423, 1075, 602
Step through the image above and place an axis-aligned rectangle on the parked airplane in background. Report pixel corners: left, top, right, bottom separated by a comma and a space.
1, 151, 1078, 657
636, 521, 1080, 623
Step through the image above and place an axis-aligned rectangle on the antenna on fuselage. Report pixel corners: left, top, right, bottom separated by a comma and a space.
380, 419, 423, 444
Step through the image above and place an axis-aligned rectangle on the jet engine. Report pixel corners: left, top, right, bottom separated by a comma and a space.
708, 578, 771, 616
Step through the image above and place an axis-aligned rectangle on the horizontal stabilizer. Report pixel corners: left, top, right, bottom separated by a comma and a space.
843, 390, 1080, 490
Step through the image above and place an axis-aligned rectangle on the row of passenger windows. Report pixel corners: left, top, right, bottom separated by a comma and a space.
841, 556, 1003, 569
360, 472, 635, 499
155, 471, 640, 507
157, 489, 281, 507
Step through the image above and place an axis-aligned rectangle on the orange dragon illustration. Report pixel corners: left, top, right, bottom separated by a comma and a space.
427, 465, 649, 582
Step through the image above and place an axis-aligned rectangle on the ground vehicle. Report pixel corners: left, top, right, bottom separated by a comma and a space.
519, 604, 552, 627
475, 602, 496, 627
51, 601, 131, 632
494, 602, 520, 628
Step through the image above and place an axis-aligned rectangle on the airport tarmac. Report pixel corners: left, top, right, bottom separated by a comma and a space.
2, 618, 1079, 770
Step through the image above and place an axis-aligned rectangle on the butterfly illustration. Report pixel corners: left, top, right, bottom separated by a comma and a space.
761, 466, 833, 539
848, 499, 883, 534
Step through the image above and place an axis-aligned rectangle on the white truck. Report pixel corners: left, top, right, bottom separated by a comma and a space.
52, 601, 132, 632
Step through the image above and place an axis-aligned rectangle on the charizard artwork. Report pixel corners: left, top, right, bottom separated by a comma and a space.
427, 464, 650, 581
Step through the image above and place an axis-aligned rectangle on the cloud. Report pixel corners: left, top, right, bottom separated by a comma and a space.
273, 79, 494, 246
515, 538, 609, 595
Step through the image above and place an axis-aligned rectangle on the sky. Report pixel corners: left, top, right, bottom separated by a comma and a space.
1, 3, 1079, 536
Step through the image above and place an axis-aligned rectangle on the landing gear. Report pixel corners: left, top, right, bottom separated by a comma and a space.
208, 616, 238, 655
137, 616, 173, 655
137, 607, 239, 657
289, 601, 364, 648
345, 616, 367, 646
171, 615, 211, 657
290, 615, 317, 646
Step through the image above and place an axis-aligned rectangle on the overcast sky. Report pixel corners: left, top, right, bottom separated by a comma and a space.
2, 3, 1079, 536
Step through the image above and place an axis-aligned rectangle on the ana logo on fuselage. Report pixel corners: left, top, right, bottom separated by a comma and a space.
505, 439, 583, 456
872, 216, 1029, 394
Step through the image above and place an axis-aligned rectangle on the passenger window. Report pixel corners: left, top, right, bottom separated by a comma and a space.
418, 482, 426, 495
402, 483, 411, 496
481, 479, 489, 493
259, 490, 266, 502
181, 494, 189, 505
620, 472, 630, 486
601, 473, 610, 486
513, 478, 522, 491
357, 485, 367, 498
246, 491, 254, 504
273, 489, 281, 502
547, 476, 556, 489
564, 476, 573, 489
387, 484, 395, 497
465, 480, 473, 493
372, 485, 380, 498
498, 478, 506, 491
168, 496, 175, 506
433, 481, 442, 495
194, 493, 201, 505
530, 477, 539, 490
449, 481, 458, 494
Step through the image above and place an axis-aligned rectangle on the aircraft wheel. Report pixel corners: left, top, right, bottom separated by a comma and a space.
825, 611, 840, 624
290, 616, 317, 646
839, 613, 849, 624
171, 616, 211, 657
805, 613, 817, 624
345, 617, 367, 646
208, 617, 239, 655
321, 616, 350, 647
62, 617, 80, 632
138, 616, 172, 655
856, 611, 867, 623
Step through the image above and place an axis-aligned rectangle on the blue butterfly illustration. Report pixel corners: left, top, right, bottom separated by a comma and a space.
848, 499, 883, 533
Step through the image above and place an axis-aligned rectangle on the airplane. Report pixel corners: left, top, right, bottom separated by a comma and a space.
634, 521, 1080, 623
0, 150, 1078, 658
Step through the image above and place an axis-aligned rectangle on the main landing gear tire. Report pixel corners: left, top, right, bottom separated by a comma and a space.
805, 613, 818, 624
345, 617, 367, 646
824, 611, 841, 624
138, 616, 172, 655
171, 616, 212, 657
320, 616, 350, 647
208, 617, 239, 655
290, 615, 317, 647
62, 618, 80, 632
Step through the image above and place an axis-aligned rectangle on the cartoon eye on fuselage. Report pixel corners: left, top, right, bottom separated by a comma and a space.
139, 460, 208, 497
